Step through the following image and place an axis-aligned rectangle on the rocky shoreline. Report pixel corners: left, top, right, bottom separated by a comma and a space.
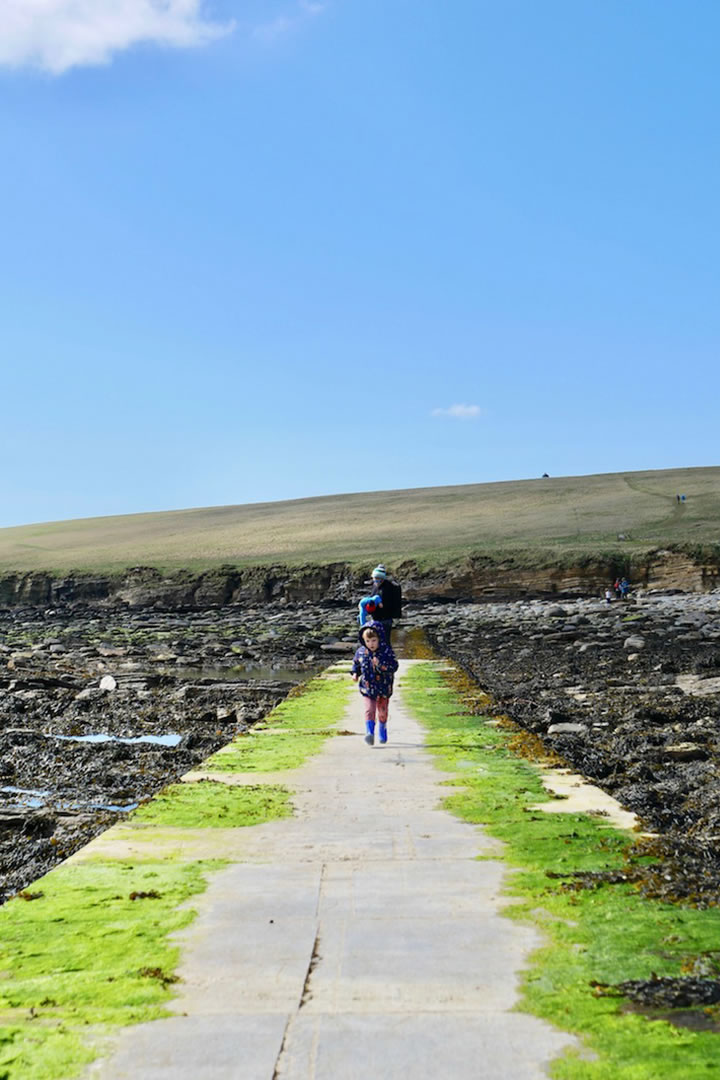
3, 589, 720, 911
426, 590, 720, 905
0, 603, 355, 902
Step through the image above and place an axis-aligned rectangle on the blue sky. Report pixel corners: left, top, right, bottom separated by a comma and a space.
1, 0, 718, 527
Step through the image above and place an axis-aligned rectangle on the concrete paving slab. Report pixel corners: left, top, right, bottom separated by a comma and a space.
88, 1015, 288, 1080
175, 862, 324, 922
180, 769, 304, 786
301, 914, 534, 1012
167, 865, 322, 1013
90, 661, 577, 1079
531, 766, 642, 831
318, 859, 506, 918
275, 1013, 570, 1080
168, 918, 317, 1014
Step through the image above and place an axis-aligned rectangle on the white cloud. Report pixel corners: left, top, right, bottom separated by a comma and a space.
0, 0, 233, 74
431, 404, 482, 420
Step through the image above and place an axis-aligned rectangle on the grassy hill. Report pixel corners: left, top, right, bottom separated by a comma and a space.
1, 467, 718, 575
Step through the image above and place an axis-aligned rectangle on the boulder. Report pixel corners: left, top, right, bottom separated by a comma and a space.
664, 743, 708, 762
3, 729, 44, 746
547, 723, 588, 736
74, 687, 104, 702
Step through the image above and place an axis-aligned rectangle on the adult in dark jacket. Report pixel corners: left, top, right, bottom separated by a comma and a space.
369, 564, 401, 644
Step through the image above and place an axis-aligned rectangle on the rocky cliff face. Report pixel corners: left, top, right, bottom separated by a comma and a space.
0, 549, 718, 609
398, 550, 719, 601
0, 565, 352, 609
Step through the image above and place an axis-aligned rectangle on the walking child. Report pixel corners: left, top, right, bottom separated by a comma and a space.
351, 623, 399, 746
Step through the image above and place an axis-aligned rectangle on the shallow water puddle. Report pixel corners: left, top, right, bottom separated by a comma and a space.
0, 784, 50, 808
1, 783, 139, 813
48, 733, 183, 747
622, 1002, 720, 1033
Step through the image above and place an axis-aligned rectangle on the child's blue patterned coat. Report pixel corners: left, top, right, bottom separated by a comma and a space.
351, 625, 399, 699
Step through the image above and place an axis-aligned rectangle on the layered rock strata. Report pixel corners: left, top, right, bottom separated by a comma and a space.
1, 547, 719, 610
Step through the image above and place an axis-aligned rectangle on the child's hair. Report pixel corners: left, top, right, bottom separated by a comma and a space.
362, 627, 379, 642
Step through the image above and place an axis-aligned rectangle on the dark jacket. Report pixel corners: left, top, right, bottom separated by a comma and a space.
351, 624, 399, 699
375, 578, 402, 620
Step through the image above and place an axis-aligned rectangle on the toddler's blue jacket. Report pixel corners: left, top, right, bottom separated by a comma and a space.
351, 625, 398, 699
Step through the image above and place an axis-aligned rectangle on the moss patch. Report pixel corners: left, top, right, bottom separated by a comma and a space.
205, 672, 352, 774
132, 781, 292, 828
132, 670, 351, 828
401, 662, 720, 1080
0, 860, 221, 1079
0, 667, 353, 1079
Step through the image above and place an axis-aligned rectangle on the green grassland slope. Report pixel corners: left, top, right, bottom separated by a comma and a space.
0, 467, 718, 576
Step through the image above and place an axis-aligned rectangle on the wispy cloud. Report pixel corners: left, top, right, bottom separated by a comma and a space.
431, 404, 482, 420
0, 0, 233, 74
252, 0, 326, 41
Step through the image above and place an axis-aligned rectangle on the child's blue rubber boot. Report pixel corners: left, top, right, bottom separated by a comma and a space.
378, 722, 388, 745
364, 720, 375, 746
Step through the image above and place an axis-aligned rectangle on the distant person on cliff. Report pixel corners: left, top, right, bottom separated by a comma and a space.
367, 564, 402, 644
351, 623, 399, 746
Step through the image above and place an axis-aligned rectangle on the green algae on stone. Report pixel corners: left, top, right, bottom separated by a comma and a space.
0, 666, 353, 1080
123, 670, 352, 828
205, 671, 353, 774
401, 662, 720, 1080
0, 859, 223, 1080
132, 781, 292, 828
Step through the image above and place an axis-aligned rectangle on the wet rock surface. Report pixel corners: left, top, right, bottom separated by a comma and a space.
0, 602, 356, 903
593, 957, 720, 1032
425, 591, 720, 906
4, 586, 720, 918
599, 973, 720, 1009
